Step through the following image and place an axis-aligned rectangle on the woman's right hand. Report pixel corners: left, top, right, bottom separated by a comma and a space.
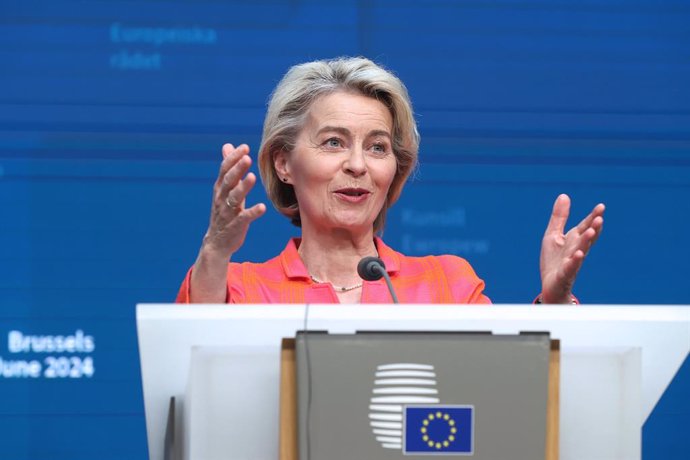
190, 144, 266, 303
202, 143, 267, 257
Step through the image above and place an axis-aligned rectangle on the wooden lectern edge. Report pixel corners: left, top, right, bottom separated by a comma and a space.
547, 339, 560, 460
279, 337, 560, 460
279, 339, 298, 460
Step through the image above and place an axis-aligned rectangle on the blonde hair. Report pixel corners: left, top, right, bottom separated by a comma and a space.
258, 57, 419, 232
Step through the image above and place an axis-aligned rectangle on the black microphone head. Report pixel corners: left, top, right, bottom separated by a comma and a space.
357, 256, 386, 281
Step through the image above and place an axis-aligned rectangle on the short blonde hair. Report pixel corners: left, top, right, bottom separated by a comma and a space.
258, 56, 419, 232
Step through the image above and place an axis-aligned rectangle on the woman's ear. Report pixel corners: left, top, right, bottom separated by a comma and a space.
274, 149, 291, 183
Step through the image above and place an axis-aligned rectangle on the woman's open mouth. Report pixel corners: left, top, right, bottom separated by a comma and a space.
334, 188, 371, 203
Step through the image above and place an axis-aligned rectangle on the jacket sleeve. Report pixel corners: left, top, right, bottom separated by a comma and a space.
436, 255, 492, 304
175, 265, 239, 303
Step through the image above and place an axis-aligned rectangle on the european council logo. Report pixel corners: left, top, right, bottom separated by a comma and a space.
403, 406, 474, 455
369, 363, 440, 450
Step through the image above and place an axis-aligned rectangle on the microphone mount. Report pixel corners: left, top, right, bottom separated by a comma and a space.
357, 256, 399, 303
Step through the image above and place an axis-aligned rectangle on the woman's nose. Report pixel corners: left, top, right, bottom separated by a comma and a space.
343, 147, 367, 176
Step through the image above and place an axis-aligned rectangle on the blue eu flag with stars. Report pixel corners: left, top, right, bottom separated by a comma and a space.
404, 406, 474, 454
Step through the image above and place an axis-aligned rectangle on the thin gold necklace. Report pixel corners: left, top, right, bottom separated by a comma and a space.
309, 275, 363, 292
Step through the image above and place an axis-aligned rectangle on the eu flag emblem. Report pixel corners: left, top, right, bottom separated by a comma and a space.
403, 405, 474, 455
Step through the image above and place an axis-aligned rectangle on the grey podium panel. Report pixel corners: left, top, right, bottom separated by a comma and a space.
296, 332, 551, 460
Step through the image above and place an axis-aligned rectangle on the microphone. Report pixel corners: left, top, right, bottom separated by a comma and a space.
357, 256, 399, 303
357, 256, 385, 281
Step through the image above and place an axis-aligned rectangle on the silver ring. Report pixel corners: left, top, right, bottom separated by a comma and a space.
225, 195, 234, 208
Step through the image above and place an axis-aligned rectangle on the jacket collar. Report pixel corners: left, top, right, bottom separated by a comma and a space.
280, 237, 400, 280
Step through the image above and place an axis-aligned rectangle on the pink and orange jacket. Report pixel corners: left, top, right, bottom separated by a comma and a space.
177, 238, 491, 304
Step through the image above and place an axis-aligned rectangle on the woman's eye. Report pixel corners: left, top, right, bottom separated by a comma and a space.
325, 138, 342, 148
371, 143, 387, 154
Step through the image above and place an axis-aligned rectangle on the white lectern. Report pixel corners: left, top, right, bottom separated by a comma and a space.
136, 305, 690, 460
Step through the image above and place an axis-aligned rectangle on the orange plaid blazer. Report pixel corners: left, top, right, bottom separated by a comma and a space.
177, 238, 491, 304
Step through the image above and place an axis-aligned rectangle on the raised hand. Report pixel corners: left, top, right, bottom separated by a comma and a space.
540, 194, 605, 304
190, 144, 266, 302
203, 143, 266, 256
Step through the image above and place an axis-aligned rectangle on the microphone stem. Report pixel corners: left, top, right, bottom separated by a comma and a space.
379, 270, 399, 304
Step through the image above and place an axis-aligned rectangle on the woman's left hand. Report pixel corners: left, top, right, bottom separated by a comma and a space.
540, 194, 605, 303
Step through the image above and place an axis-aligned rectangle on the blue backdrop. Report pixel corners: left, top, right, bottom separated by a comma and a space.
1, 0, 688, 458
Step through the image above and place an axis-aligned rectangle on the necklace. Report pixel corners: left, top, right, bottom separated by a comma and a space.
309, 275, 363, 292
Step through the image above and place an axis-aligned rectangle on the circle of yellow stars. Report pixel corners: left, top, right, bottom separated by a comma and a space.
420, 411, 458, 449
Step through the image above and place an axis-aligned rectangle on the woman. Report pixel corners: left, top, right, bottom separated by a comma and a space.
177, 57, 604, 304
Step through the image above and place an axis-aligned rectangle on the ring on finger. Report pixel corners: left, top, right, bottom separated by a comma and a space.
225, 195, 234, 208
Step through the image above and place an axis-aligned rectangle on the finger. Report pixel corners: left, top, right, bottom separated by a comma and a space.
223, 193, 242, 213
576, 216, 606, 255
221, 143, 234, 159
560, 249, 585, 286
229, 204, 267, 237
577, 227, 597, 255
563, 223, 598, 258
223, 171, 258, 210
219, 144, 250, 178
216, 144, 250, 185
218, 154, 253, 198
575, 203, 605, 234
239, 202, 267, 225
234, 171, 259, 201
587, 216, 604, 247
545, 194, 570, 235
570, 213, 604, 255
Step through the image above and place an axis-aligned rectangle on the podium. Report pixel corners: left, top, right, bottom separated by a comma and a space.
282, 332, 560, 460
136, 304, 690, 460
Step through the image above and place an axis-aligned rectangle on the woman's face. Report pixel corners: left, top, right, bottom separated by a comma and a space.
275, 91, 397, 235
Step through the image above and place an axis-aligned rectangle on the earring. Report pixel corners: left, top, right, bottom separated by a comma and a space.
282, 177, 288, 183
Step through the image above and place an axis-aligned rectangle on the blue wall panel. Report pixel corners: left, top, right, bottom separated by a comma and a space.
1, 0, 688, 458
